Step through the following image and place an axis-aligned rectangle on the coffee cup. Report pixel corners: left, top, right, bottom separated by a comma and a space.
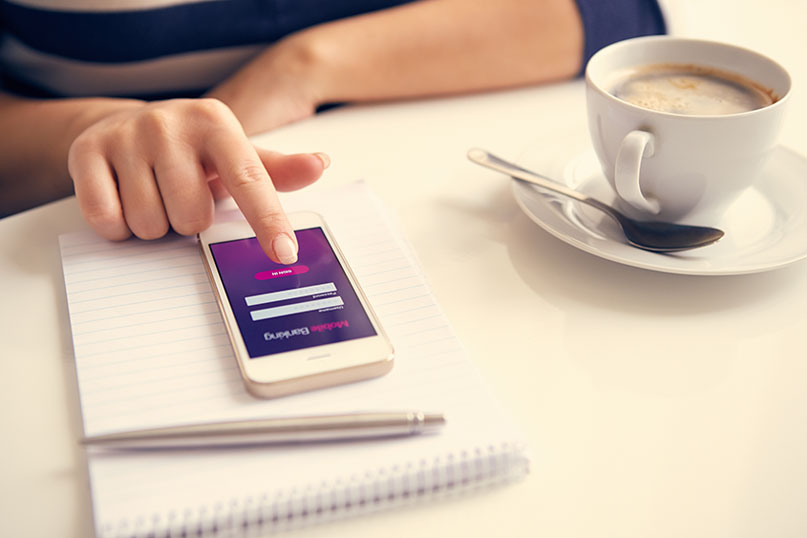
585, 36, 791, 224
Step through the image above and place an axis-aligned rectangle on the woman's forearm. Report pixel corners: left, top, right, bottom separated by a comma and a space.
290, 0, 584, 104
0, 93, 143, 215
210, 0, 583, 133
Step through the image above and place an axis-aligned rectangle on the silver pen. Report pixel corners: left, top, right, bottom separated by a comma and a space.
81, 411, 445, 449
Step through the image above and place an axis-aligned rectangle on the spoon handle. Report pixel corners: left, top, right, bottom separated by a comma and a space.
467, 148, 592, 205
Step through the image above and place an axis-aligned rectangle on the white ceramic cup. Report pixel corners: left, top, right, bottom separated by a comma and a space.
585, 36, 791, 224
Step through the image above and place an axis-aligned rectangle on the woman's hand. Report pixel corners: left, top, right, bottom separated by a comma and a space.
67, 98, 327, 264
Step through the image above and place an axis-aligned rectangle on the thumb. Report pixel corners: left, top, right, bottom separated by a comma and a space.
254, 148, 330, 192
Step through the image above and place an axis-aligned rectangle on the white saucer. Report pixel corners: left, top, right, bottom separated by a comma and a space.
512, 145, 807, 275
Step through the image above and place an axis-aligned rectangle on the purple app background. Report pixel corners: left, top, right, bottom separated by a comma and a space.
209, 227, 376, 358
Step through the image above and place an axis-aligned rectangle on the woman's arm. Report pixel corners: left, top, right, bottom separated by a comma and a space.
0, 93, 142, 215
209, 0, 584, 133
1, 0, 584, 256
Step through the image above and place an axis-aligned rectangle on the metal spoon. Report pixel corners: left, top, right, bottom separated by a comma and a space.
467, 148, 724, 253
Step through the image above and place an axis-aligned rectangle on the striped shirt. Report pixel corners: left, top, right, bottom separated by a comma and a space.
0, 0, 665, 99
0, 0, 416, 98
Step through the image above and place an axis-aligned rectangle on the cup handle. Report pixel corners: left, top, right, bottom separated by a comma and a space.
615, 130, 661, 214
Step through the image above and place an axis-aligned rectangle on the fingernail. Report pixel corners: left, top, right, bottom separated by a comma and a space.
272, 234, 298, 264
314, 152, 331, 169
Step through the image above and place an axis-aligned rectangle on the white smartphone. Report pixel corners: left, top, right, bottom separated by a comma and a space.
198, 212, 393, 398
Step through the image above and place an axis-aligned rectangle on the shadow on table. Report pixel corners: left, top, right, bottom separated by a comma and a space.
504, 209, 803, 317
507, 207, 805, 395
437, 181, 805, 398
1, 199, 100, 537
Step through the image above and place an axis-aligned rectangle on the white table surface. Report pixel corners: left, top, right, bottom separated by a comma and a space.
2, 3, 806, 537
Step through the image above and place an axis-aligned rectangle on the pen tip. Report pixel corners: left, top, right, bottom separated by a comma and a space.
423, 413, 446, 427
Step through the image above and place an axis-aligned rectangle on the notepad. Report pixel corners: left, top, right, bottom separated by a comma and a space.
59, 181, 528, 537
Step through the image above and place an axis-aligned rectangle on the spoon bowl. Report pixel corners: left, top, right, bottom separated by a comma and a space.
467, 148, 724, 253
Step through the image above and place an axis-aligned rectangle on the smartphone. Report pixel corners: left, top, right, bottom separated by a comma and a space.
198, 212, 393, 398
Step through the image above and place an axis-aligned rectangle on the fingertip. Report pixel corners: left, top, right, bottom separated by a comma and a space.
313, 152, 331, 169
249, 213, 297, 264
271, 233, 298, 265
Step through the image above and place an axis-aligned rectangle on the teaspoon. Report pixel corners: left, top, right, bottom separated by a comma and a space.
467, 148, 724, 253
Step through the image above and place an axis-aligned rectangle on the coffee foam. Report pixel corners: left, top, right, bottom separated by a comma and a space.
610, 63, 775, 115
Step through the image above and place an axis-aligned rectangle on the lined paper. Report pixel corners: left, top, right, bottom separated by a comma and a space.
60, 181, 527, 537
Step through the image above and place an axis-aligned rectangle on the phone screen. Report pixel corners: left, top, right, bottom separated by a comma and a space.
208, 227, 377, 358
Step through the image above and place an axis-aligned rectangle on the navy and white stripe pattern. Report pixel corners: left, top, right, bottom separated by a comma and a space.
573, 0, 666, 74
0, 0, 666, 99
0, 0, 414, 98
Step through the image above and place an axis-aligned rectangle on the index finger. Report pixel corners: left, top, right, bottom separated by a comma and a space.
203, 128, 298, 264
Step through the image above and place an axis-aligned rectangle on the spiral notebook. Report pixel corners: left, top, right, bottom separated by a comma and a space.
59, 181, 529, 538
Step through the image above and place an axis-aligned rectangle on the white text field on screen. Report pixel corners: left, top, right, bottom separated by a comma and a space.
245, 282, 336, 306
249, 297, 345, 321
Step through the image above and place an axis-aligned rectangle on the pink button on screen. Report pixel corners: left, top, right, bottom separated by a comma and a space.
254, 265, 310, 280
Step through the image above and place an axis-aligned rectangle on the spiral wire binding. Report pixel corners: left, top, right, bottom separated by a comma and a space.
101, 442, 528, 538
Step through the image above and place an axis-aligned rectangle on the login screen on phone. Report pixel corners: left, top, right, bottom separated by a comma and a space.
208, 228, 377, 358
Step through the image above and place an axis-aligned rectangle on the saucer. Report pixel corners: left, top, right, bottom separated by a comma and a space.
512, 145, 807, 275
